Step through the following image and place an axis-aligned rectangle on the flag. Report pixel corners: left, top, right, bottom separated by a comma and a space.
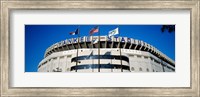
108, 27, 119, 37
89, 26, 99, 35
69, 28, 79, 35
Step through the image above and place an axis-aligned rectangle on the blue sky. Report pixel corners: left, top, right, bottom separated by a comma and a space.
25, 25, 175, 72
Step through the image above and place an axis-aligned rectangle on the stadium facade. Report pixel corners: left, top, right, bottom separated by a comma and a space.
38, 36, 175, 72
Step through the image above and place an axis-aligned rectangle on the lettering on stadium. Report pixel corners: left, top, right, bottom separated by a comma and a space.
65, 36, 142, 45
46, 36, 147, 53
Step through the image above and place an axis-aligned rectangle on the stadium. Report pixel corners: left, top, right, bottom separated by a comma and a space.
37, 36, 175, 72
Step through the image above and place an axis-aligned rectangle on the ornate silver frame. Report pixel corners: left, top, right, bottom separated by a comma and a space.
1, 0, 199, 96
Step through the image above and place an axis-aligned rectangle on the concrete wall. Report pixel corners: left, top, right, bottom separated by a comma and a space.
38, 48, 175, 72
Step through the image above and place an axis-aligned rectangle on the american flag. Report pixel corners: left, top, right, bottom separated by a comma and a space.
89, 26, 99, 35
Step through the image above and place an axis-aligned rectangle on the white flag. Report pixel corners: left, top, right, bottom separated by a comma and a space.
108, 27, 119, 37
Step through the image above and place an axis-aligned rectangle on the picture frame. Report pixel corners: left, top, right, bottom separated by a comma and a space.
1, 0, 199, 96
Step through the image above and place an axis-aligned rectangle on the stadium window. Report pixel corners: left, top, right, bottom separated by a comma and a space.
101, 42, 105, 48
139, 67, 142, 71
144, 56, 148, 59
153, 69, 155, 72
137, 55, 142, 58
80, 43, 85, 48
60, 56, 64, 59
67, 55, 72, 58
154, 60, 160, 64
131, 67, 135, 71
146, 68, 149, 72
125, 43, 130, 49
113, 42, 118, 48
120, 43, 125, 48
107, 42, 111, 48
129, 55, 134, 57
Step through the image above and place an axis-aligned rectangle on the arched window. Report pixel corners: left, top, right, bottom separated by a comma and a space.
131, 67, 135, 71
146, 68, 149, 72
139, 67, 142, 71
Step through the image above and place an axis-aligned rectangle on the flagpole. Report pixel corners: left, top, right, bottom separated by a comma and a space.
98, 26, 100, 72
107, 34, 112, 72
75, 26, 80, 72
118, 25, 123, 72
91, 34, 94, 72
